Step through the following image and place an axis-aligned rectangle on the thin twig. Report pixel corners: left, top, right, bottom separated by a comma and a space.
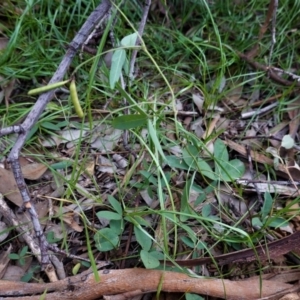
268, 0, 278, 66
241, 101, 278, 119
0, 193, 58, 282
129, 0, 151, 78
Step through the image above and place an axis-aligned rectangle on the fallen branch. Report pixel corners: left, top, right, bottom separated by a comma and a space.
0, 268, 297, 300
161, 230, 300, 268
0, 0, 112, 270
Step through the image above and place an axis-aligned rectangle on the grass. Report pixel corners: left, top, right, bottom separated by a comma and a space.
1, 0, 300, 293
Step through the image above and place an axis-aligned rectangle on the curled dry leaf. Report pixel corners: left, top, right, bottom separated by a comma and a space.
192, 92, 204, 112
62, 213, 83, 232
140, 189, 154, 207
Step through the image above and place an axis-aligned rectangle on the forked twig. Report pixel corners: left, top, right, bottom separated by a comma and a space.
0, 0, 112, 270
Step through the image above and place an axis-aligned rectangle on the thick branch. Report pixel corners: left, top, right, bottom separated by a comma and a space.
0, 268, 296, 300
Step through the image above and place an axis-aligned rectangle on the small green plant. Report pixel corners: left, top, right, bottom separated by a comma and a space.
94, 195, 163, 268
46, 231, 63, 244
21, 265, 40, 283
166, 138, 245, 182
94, 195, 124, 252
251, 192, 288, 229
109, 32, 139, 89
9, 245, 29, 266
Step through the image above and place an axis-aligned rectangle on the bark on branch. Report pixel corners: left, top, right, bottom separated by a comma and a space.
0, 268, 297, 300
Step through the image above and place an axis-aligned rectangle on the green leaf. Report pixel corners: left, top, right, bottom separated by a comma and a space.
267, 217, 288, 228
126, 215, 151, 227
165, 155, 190, 170
72, 263, 81, 275
50, 161, 73, 170
21, 272, 34, 283
180, 223, 197, 243
182, 144, 199, 169
46, 231, 61, 244
202, 204, 211, 217
94, 228, 119, 252
96, 211, 122, 220
261, 192, 273, 219
196, 241, 206, 250
148, 119, 166, 160
8, 253, 19, 260
213, 139, 245, 181
251, 217, 263, 227
19, 246, 28, 257
147, 250, 165, 260
185, 293, 204, 300
139, 170, 158, 185
218, 159, 245, 181
197, 157, 217, 180
112, 114, 147, 130
110, 219, 124, 235
40, 121, 62, 131
181, 236, 195, 248
121, 32, 138, 47
109, 49, 126, 89
182, 145, 216, 179
214, 139, 229, 162
123, 56, 129, 75
140, 249, 160, 269
108, 195, 123, 215
134, 226, 152, 251
26, 124, 38, 142
180, 176, 195, 222
19, 257, 25, 266
81, 261, 91, 268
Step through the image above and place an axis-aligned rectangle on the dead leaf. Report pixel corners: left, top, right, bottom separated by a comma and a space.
279, 293, 300, 300
224, 139, 300, 181
0, 244, 12, 279
82, 157, 95, 177
0, 168, 23, 206
22, 163, 48, 180
192, 92, 204, 112
62, 213, 83, 232
3, 265, 25, 281
287, 96, 300, 138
